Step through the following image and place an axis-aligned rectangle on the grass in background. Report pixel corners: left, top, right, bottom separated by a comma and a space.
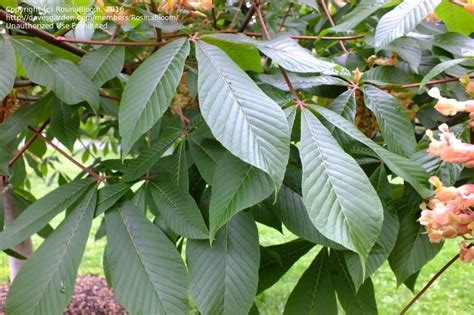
1, 150, 473, 314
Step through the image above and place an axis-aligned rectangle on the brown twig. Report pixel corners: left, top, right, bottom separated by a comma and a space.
279, 3, 293, 31
228, 0, 245, 30
9, 119, 50, 167
238, 4, 257, 32
218, 30, 365, 41
255, 4, 302, 103
27, 126, 104, 182
99, 92, 121, 101
400, 245, 471, 314
15, 94, 40, 102
380, 75, 474, 90
54, 36, 171, 47
0, 9, 85, 56
318, 0, 348, 53
293, 34, 365, 41
13, 80, 33, 88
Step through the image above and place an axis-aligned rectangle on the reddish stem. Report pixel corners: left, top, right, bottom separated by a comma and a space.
255, 4, 302, 104
27, 126, 104, 182
0, 10, 85, 56
218, 30, 365, 40
318, 0, 348, 53
9, 119, 50, 167
400, 244, 472, 314
54, 36, 171, 47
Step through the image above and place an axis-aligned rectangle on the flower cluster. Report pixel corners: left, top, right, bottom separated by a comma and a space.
419, 177, 474, 262
426, 124, 474, 168
428, 87, 474, 116
422, 88, 474, 262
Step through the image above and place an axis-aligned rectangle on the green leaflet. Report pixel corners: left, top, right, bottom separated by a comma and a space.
121, 129, 182, 182
330, 250, 378, 315
6, 187, 97, 315
187, 212, 259, 315
300, 109, 383, 257
188, 135, 225, 184
95, 182, 133, 216
420, 58, 469, 88
119, 38, 190, 155
78, 45, 125, 87
312, 105, 432, 198
0, 92, 54, 143
258, 73, 348, 91
0, 178, 94, 250
332, 0, 399, 32
258, 239, 315, 294
389, 198, 442, 285
49, 98, 80, 151
209, 152, 273, 238
344, 166, 400, 290
374, 0, 441, 49
11, 37, 99, 109
362, 85, 416, 156
196, 40, 290, 186
284, 248, 337, 315
268, 185, 345, 249
435, 0, 474, 36
0, 37, 16, 100
202, 36, 262, 73
256, 36, 349, 76
434, 32, 474, 57
148, 180, 208, 239
105, 202, 189, 314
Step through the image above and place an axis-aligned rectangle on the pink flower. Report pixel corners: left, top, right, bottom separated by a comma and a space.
426, 124, 474, 168
419, 177, 474, 261
428, 88, 474, 116
460, 241, 474, 263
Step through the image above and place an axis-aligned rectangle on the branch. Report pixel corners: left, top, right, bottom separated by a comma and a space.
279, 3, 293, 31
9, 119, 50, 167
318, 0, 348, 53
0, 9, 85, 57
27, 126, 104, 182
54, 36, 171, 47
255, 4, 302, 104
400, 246, 470, 314
382, 75, 474, 90
219, 30, 365, 41
238, 4, 257, 32
228, 0, 245, 30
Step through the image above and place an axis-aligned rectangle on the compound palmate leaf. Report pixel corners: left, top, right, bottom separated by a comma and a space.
196, 40, 290, 185
10, 37, 100, 109
119, 38, 190, 155
300, 109, 383, 257
6, 187, 97, 315
105, 202, 189, 314
187, 211, 259, 315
